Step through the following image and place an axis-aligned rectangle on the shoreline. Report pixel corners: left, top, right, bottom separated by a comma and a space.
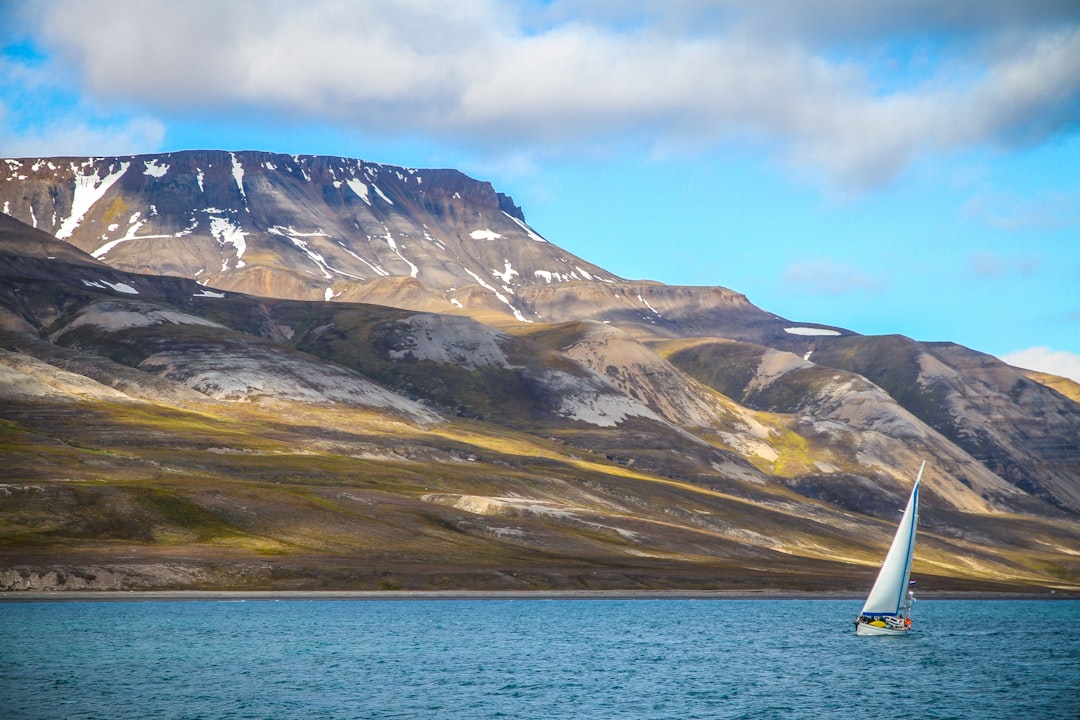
1, 588, 1075, 603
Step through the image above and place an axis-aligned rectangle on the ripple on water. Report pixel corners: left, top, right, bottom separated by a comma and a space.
0, 598, 1077, 720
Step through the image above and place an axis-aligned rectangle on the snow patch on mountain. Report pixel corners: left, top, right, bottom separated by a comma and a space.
104, 280, 138, 294
337, 240, 389, 277
56, 161, 129, 239
420, 229, 445, 251
534, 270, 579, 283
492, 260, 518, 284
637, 293, 661, 316
464, 268, 529, 322
289, 237, 334, 279
384, 233, 418, 278
229, 153, 245, 198
81, 279, 140, 295
209, 216, 247, 270
502, 212, 547, 243
268, 226, 362, 280
128, 210, 144, 228
92, 235, 128, 259
143, 159, 168, 177
785, 326, 841, 336
372, 184, 393, 205
346, 179, 371, 205
91, 209, 185, 257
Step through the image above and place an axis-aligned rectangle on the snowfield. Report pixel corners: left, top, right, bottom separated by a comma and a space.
785, 326, 842, 336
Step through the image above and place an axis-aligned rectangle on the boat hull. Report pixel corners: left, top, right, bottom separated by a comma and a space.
855, 622, 912, 636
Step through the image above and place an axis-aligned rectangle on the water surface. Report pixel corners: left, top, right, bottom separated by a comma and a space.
2, 598, 1076, 719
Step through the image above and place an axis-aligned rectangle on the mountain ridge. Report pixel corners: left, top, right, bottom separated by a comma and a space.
1, 151, 1078, 593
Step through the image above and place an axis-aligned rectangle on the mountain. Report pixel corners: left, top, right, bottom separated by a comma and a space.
1, 151, 613, 317
1, 152, 1078, 594
0, 151, 826, 343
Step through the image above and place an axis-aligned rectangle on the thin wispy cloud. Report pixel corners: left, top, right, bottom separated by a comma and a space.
968, 252, 1041, 279
6, 0, 1080, 192
962, 190, 1080, 231
782, 257, 888, 296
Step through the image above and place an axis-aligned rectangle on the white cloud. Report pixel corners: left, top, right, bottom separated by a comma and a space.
967, 252, 1041, 279
541, 1, 1080, 42
962, 190, 1080, 231
0, 41, 165, 158
12, 0, 1080, 191
782, 257, 888, 295
1002, 346, 1080, 384
0, 114, 165, 158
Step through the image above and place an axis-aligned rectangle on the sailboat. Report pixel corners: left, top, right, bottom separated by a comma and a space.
855, 461, 924, 636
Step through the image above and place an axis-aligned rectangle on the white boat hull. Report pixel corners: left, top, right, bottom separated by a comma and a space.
855, 622, 912, 636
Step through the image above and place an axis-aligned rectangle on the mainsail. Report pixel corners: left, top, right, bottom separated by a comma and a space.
860, 461, 923, 617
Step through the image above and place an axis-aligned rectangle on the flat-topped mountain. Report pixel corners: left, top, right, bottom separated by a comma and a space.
2, 152, 613, 317
0, 151, 825, 345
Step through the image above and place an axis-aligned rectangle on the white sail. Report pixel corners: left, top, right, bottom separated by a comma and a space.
860, 461, 923, 617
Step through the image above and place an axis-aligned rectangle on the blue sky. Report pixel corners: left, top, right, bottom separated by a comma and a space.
2, 0, 1079, 381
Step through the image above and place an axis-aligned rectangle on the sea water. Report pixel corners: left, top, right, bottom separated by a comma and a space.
1, 598, 1077, 720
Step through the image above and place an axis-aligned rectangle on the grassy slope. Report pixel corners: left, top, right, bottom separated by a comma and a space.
1, 226, 1077, 593
1024, 371, 1080, 404
3, 384, 1078, 592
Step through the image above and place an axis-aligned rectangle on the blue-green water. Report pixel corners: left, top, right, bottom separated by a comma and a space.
1, 598, 1077, 719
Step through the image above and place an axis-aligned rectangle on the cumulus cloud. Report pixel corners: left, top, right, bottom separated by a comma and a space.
12, 0, 1080, 190
0, 50, 165, 158
1002, 346, 1080, 383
